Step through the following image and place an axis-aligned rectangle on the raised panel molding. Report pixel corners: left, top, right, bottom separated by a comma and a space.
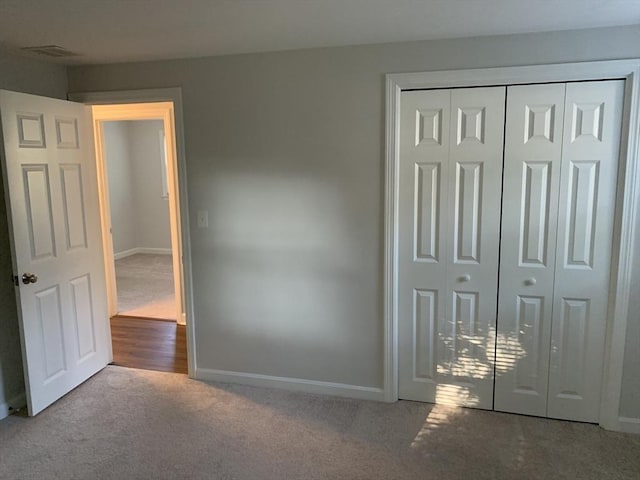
414, 289, 437, 381
524, 104, 555, 143
414, 163, 440, 261
16, 113, 46, 148
416, 109, 442, 146
22, 165, 56, 260
454, 162, 482, 263
35, 286, 66, 382
446, 291, 481, 378
572, 103, 604, 142
457, 107, 485, 145
70, 274, 96, 361
60, 164, 88, 250
554, 298, 590, 399
514, 296, 545, 394
55, 117, 79, 149
520, 162, 551, 266
565, 161, 599, 268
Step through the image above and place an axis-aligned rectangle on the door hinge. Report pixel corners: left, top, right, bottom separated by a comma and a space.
12, 275, 18, 286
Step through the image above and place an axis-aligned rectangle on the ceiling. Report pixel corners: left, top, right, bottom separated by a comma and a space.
1, 0, 639, 65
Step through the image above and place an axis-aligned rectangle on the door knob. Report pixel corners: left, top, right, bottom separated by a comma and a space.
458, 274, 471, 282
524, 277, 537, 286
22, 273, 38, 285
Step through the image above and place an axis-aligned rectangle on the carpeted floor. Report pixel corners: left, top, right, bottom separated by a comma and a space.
0, 366, 638, 480
115, 253, 176, 320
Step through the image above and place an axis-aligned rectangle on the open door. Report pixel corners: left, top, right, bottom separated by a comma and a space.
0, 90, 110, 415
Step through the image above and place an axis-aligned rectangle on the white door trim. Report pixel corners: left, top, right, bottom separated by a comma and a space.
68, 88, 196, 378
384, 60, 640, 431
92, 102, 183, 323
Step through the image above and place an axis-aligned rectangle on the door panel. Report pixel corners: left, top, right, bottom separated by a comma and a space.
414, 289, 437, 381
441, 87, 505, 409
495, 83, 566, 416
547, 80, 624, 422
60, 164, 88, 250
398, 89, 450, 402
35, 285, 66, 381
415, 162, 440, 261
69, 273, 97, 361
23, 164, 57, 259
0, 90, 110, 415
399, 87, 505, 409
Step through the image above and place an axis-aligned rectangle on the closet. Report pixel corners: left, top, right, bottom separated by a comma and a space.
397, 80, 624, 423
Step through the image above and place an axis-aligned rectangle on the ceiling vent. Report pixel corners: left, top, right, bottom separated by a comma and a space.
21, 45, 79, 58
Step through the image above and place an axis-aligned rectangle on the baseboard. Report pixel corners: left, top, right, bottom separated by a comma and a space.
114, 248, 139, 260
114, 247, 172, 260
137, 247, 172, 255
0, 392, 26, 420
618, 416, 640, 434
196, 368, 386, 402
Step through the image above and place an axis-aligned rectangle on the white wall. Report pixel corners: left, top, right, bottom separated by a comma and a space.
104, 120, 171, 255
0, 49, 68, 418
66, 24, 640, 418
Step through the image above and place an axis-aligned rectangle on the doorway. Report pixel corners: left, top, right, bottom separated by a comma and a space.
102, 119, 176, 320
92, 102, 187, 374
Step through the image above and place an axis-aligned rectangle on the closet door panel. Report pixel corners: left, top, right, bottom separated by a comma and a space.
440, 87, 505, 409
398, 90, 451, 402
548, 80, 624, 422
398, 87, 505, 408
495, 84, 566, 416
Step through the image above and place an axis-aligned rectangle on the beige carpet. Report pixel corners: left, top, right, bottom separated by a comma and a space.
115, 253, 176, 320
0, 366, 639, 479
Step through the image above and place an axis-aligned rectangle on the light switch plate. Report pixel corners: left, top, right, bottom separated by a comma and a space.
197, 210, 208, 228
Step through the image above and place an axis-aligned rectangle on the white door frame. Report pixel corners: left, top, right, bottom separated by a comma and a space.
384, 59, 640, 432
92, 103, 183, 324
69, 88, 196, 378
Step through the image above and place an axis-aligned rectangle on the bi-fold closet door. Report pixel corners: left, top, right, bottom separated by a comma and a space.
495, 80, 624, 422
397, 80, 624, 422
397, 86, 506, 409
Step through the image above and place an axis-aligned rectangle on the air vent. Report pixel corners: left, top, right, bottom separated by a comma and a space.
21, 45, 79, 58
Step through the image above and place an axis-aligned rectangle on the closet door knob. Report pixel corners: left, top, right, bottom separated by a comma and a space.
458, 274, 471, 282
524, 277, 537, 286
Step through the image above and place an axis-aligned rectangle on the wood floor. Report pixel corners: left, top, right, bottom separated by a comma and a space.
110, 315, 187, 374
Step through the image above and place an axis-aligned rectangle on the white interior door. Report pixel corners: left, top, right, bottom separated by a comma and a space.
0, 90, 110, 416
495, 83, 566, 416
398, 86, 505, 409
548, 80, 624, 422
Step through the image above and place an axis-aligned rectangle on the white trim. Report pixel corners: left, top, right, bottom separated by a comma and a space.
69, 88, 197, 376
114, 247, 172, 260
69, 88, 183, 105
196, 368, 386, 402
0, 392, 26, 420
618, 417, 640, 435
385, 59, 640, 431
113, 248, 138, 260
136, 247, 172, 255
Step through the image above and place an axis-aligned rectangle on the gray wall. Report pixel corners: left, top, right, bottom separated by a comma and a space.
67, 25, 640, 415
620, 205, 640, 419
104, 121, 136, 253
104, 120, 171, 255
129, 120, 171, 250
0, 50, 68, 414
